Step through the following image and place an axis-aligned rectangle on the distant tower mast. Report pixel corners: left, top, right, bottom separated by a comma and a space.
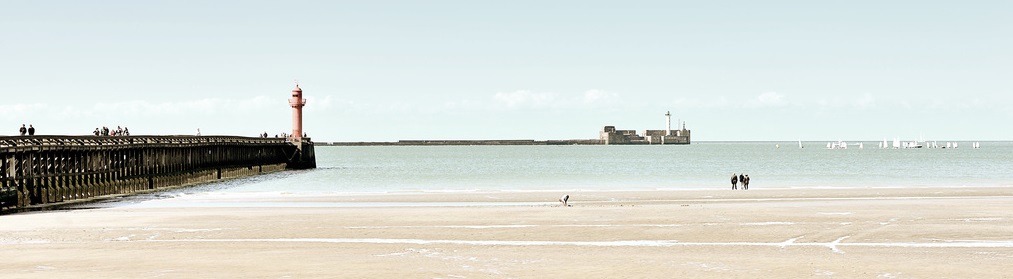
665, 111, 672, 135
289, 81, 306, 141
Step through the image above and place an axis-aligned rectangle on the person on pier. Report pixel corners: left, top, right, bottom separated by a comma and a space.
19, 124, 27, 136
27, 124, 35, 136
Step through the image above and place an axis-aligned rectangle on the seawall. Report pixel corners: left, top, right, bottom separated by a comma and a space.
319, 138, 695, 146
320, 139, 605, 146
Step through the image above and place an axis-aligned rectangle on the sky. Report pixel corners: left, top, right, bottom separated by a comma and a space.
2, 1, 1011, 141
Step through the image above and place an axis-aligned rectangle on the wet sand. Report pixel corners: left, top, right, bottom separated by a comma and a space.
2, 187, 1013, 278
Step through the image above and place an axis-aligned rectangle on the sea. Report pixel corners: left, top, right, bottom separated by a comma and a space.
229, 141, 1012, 193
56, 141, 1010, 209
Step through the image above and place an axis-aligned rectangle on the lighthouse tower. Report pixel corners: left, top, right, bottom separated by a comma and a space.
289, 83, 306, 141
665, 111, 672, 135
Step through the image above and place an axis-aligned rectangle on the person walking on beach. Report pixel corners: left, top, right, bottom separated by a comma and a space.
731, 173, 738, 190
559, 194, 569, 207
19, 124, 27, 136
27, 124, 35, 136
743, 175, 750, 190
739, 174, 745, 189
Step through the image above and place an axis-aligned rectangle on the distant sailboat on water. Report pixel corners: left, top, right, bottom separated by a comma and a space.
798, 140, 804, 149
825, 140, 848, 149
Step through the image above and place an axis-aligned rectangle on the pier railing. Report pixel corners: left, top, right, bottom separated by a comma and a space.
1, 135, 310, 211
1, 135, 289, 149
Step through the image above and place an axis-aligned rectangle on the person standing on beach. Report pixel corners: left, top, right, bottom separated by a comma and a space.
731, 173, 738, 190
743, 175, 750, 190
19, 124, 27, 136
739, 174, 745, 189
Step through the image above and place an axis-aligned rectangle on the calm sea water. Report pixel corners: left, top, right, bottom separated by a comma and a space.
218, 141, 1013, 194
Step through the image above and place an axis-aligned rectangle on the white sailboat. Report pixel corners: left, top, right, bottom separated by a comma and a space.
908, 141, 923, 148
825, 140, 851, 149
798, 140, 804, 149
892, 138, 901, 149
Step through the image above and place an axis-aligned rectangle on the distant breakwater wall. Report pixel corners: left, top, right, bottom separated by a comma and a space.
319, 137, 696, 146
1, 136, 315, 212
320, 139, 605, 146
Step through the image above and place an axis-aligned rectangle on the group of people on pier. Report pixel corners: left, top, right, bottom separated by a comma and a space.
18, 124, 35, 136
93, 126, 129, 136
731, 173, 750, 190
262, 132, 308, 139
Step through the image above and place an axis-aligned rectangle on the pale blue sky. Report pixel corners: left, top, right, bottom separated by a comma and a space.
2, 1, 1011, 141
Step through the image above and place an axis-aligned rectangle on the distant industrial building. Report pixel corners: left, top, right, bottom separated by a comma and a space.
599, 111, 691, 145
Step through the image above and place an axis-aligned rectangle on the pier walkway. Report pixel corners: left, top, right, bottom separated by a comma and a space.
1, 135, 315, 211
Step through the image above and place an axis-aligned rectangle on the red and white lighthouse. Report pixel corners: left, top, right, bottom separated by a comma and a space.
289, 83, 306, 141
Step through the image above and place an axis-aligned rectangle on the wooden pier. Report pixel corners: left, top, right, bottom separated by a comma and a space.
0, 135, 315, 211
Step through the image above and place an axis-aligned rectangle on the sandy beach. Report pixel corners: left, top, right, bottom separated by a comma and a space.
2, 187, 1013, 278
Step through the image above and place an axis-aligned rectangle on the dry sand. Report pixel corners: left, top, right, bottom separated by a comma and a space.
2, 187, 1013, 278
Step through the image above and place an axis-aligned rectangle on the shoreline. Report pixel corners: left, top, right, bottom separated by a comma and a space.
92, 186, 1013, 210
180, 185, 1013, 197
